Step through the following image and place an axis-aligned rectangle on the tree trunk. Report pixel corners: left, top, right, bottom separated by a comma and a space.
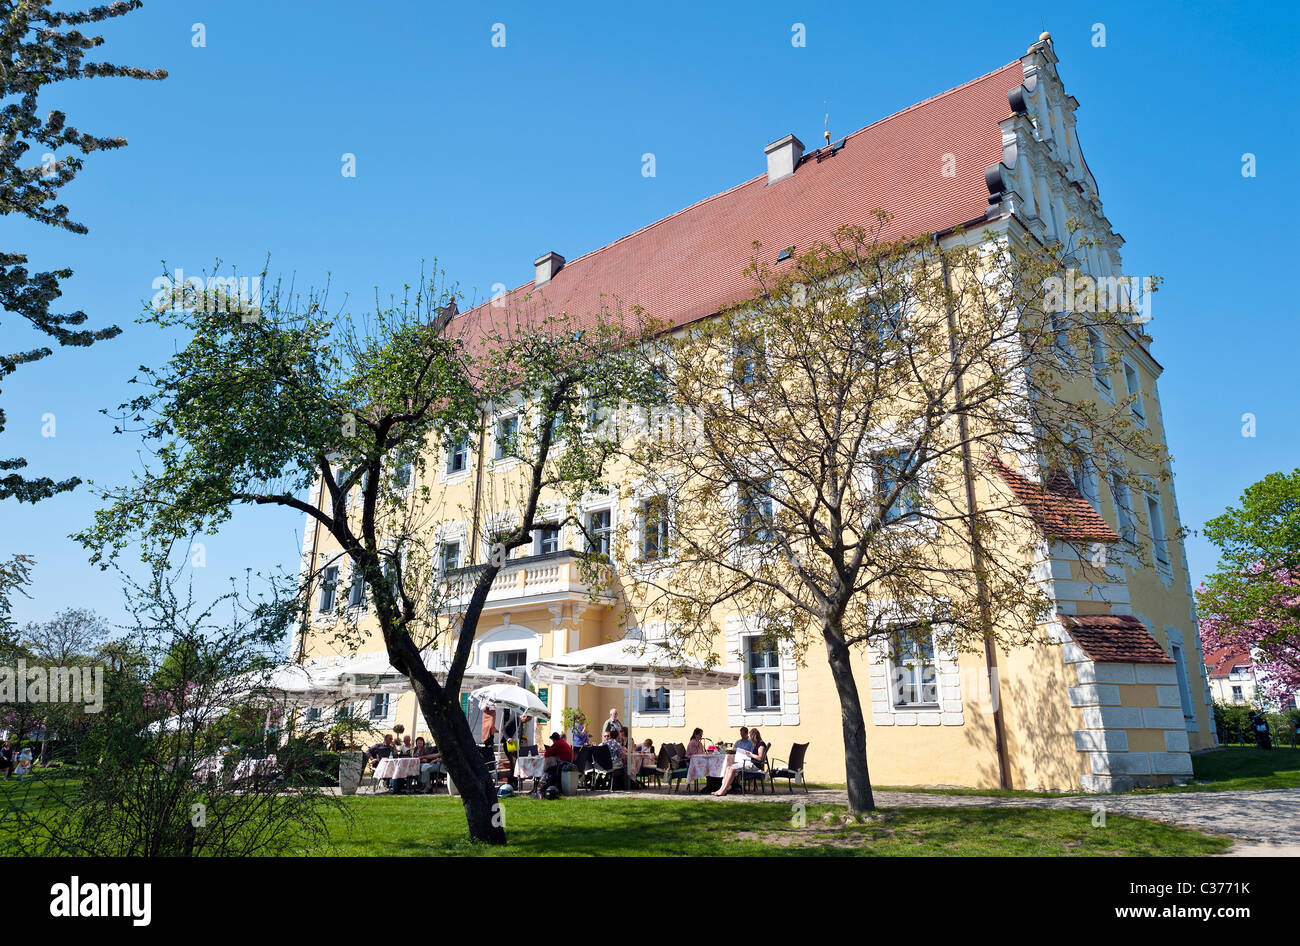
411, 677, 505, 846
824, 624, 875, 813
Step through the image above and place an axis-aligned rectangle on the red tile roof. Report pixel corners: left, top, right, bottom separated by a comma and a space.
990, 458, 1121, 544
1060, 614, 1174, 664
1203, 644, 1252, 679
452, 60, 1025, 343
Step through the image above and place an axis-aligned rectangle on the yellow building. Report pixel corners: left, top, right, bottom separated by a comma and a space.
294, 33, 1214, 792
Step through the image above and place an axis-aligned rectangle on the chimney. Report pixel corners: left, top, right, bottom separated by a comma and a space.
534, 251, 565, 287
764, 133, 805, 184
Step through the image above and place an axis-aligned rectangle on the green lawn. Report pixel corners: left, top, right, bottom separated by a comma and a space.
1164, 746, 1300, 793
297, 794, 1228, 857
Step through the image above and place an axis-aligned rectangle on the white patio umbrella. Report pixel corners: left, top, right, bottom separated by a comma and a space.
325, 648, 518, 695
468, 683, 551, 720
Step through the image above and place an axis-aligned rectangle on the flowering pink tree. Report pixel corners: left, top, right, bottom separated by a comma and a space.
1198, 564, 1300, 704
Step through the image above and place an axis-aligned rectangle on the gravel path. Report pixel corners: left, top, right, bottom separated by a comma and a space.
593, 785, 1300, 846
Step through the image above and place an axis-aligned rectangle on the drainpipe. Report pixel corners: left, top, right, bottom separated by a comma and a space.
468, 409, 489, 564
938, 235, 1011, 791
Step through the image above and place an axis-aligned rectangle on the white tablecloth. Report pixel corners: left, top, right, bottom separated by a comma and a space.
233, 757, 275, 781
373, 757, 422, 780
514, 756, 546, 778
686, 752, 731, 782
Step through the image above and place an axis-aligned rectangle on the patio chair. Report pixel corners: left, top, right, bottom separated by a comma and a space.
589, 744, 625, 791
666, 744, 690, 793
573, 745, 595, 791
635, 748, 664, 788
768, 743, 809, 793
737, 748, 771, 795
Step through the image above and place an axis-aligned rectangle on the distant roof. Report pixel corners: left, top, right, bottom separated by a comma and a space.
452, 60, 1025, 344
990, 458, 1120, 544
1061, 614, 1173, 664
1203, 644, 1253, 679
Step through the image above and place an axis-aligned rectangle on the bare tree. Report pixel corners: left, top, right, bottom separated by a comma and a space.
622, 213, 1167, 812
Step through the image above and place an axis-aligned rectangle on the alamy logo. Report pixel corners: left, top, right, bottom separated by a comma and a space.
0, 660, 104, 714
151, 268, 262, 319
1042, 270, 1155, 324
49, 877, 151, 926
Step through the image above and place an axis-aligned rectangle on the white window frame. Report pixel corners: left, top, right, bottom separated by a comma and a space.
533, 522, 562, 556
638, 494, 672, 563
1145, 488, 1170, 571
439, 538, 463, 574
1087, 327, 1114, 399
888, 628, 940, 708
317, 565, 339, 613
1109, 472, 1137, 546
369, 693, 391, 721
1122, 358, 1146, 427
444, 434, 470, 477
493, 413, 520, 462
584, 506, 613, 557
871, 447, 923, 525
743, 634, 782, 712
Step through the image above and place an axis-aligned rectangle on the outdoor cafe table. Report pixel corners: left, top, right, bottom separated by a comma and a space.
514, 755, 547, 780
373, 757, 422, 783
686, 752, 732, 791
233, 757, 276, 782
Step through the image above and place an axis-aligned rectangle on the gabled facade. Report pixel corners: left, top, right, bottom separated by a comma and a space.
295, 33, 1214, 791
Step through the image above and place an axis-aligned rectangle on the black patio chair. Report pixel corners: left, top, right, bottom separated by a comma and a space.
573, 745, 595, 791
768, 742, 809, 793
589, 744, 625, 791
666, 743, 690, 792
738, 744, 771, 794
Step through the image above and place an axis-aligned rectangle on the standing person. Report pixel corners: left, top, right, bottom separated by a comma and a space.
602, 708, 625, 739
0, 739, 12, 779
12, 745, 33, 780
480, 703, 498, 747
572, 719, 590, 748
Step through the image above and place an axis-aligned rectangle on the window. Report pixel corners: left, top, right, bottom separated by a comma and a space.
1087, 328, 1110, 390
370, 694, 390, 720
494, 415, 519, 460
535, 523, 561, 555
305, 707, 322, 723
585, 396, 610, 433
1146, 491, 1169, 567
586, 508, 612, 557
738, 480, 775, 544
1169, 642, 1194, 718
1231, 685, 1243, 702
640, 495, 670, 561
1123, 362, 1146, 424
491, 649, 528, 687
1066, 444, 1094, 505
732, 337, 762, 389
889, 630, 938, 706
1050, 312, 1072, 356
874, 449, 920, 523
639, 687, 670, 714
318, 566, 339, 612
745, 636, 781, 710
1110, 473, 1136, 544
445, 435, 469, 474
347, 571, 368, 610
439, 540, 462, 574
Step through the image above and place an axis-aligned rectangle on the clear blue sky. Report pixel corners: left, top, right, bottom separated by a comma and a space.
3, 0, 1297, 630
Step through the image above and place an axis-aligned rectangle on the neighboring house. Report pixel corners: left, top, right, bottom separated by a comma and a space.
1203, 644, 1257, 706
294, 32, 1213, 792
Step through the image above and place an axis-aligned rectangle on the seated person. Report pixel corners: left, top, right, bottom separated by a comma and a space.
414, 737, 442, 788
601, 730, 625, 767
713, 727, 767, 796
367, 734, 396, 786
685, 728, 706, 758
543, 731, 573, 767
